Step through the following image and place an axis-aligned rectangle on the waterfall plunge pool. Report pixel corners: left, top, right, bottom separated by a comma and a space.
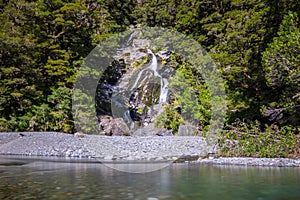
1, 156, 300, 199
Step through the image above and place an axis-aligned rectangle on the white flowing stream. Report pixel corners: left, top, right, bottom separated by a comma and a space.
130, 49, 169, 104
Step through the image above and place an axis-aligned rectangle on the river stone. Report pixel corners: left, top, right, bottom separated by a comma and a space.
178, 124, 198, 136
111, 118, 130, 136
156, 129, 174, 136
99, 116, 130, 136
132, 123, 169, 136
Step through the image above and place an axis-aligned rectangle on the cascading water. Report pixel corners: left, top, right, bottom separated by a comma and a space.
130, 49, 169, 104
100, 32, 184, 136
124, 49, 170, 130
147, 50, 169, 104
159, 78, 169, 103
130, 67, 148, 91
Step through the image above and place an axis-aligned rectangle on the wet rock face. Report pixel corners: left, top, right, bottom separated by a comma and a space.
96, 83, 113, 115
127, 81, 161, 124
101, 60, 127, 85
158, 64, 175, 79
95, 35, 175, 136
96, 60, 127, 116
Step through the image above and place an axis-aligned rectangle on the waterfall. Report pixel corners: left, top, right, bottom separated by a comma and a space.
159, 78, 169, 103
124, 110, 135, 130
126, 31, 136, 47
130, 50, 169, 104
147, 50, 169, 103
147, 49, 159, 77
125, 49, 169, 130
130, 67, 148, 91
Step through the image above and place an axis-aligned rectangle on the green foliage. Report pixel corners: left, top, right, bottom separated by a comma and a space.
169, 64, 211, 128
261, 11, 300, 126
155, 105, 183, 132
154, 52, 213, 134
219, 121, 299, 158
72, 88, 98, 134
29, 86, 73, 132
133, 0, 177, 27
263, 11, 299, 89
208, 1, 270, 121
0, 0, 123, 133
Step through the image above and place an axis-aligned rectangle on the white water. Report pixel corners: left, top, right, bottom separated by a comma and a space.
126, 31, 136, 47
123, 110, 135, 130
130, 67, 148, 90
130, 50, 169, 104
159, 78, 169, 103
125, 50, 169, 130
147, 50, 169, 103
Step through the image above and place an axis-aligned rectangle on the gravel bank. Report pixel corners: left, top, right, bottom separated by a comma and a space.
192, 157, 300, 167
1, 132, 299, 167
0, 132, 93, 158
0, 132, 208, 161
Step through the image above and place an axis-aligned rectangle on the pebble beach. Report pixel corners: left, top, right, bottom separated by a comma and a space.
0, 132, 299, 167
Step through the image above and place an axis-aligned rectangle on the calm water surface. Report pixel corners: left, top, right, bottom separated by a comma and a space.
0, 156, 300, 200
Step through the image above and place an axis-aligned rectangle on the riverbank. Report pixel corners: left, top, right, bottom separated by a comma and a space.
0, 132, 299, 167
191, 157, 300, 167
0, 132, 208, 161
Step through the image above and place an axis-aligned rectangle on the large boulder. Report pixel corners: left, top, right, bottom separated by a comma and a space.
132, 123, 173, 136
99, 115, 130, 136
178, 124, 198, 136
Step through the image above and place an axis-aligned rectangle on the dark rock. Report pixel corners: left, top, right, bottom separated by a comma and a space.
96, 83, 113, 116
174, 106, 182, 114
96, 60, 127, 116
129, 108, 141, 121
129, 89, 140, 107
157, 50, 172, 60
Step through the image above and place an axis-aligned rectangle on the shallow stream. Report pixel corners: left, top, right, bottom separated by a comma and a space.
1, 156, 300, 200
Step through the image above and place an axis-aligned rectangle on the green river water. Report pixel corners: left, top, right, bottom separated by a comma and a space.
0, 156, 300, 200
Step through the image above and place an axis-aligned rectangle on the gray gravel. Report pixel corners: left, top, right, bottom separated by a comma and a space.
0, 132, 93, 158
1, 132, 300, 167
192, 157, 300, 167
0, 132, 208, 161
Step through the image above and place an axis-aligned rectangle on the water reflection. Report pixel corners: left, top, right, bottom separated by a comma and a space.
103, 161, 171, 173
0, 156, 300, 200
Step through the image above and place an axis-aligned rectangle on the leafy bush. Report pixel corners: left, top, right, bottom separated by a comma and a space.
29, 86, 73, 133
219, 120, 300, 158
154, 105, 183, 132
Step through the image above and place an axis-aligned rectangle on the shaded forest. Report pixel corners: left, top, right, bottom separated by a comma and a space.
0, 0, 299, 157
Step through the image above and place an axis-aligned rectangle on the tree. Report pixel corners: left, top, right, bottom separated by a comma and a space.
0, 0, 43, 131
0, 0, 121, 132
261, 11, 300, 126
205, 0, 271, 122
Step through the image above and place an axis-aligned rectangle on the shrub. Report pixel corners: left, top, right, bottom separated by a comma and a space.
219, 120, 299, 158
